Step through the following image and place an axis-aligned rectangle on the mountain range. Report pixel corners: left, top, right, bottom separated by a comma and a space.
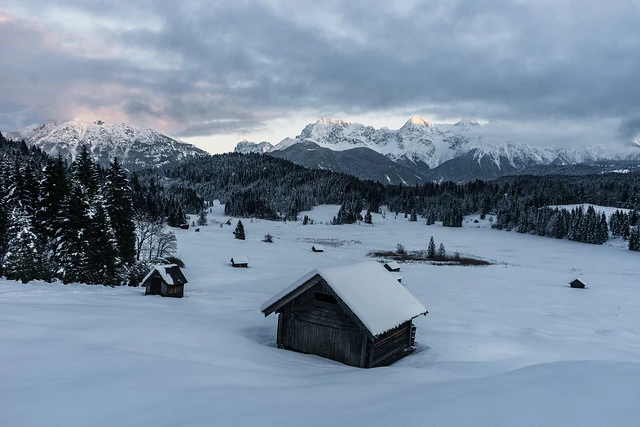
5, 117, 640, 183
237, 117, 640, 183
6, 119, 208, 170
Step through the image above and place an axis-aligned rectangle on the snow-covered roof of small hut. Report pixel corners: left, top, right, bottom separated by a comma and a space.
312, 245, 324, 250
261, 261, 427, 337
384, 261, 401, 271
231, 256, 249, 264
572, 277, 588, 285
141, 264, 179, 286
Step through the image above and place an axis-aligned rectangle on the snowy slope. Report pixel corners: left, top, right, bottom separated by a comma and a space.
2, 204, 640, 426
7, 119, 209, 169
269, 117, 640, 171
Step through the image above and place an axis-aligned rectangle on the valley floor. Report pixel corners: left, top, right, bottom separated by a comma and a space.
1, 203, 640, 426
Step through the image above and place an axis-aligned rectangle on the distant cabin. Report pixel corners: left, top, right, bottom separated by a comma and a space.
570, 278, 587, 289
383, 261, 401, 272
142, 264, 188, 298
260, 261, 428, 368
311, 245, 324, 252
180, 223, 189, 230
230, 256, 249, 268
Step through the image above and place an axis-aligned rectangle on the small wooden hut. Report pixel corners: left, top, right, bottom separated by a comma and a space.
230, 256, 249, 268
383, 261, 401, 272
142, 264, 188, 298
311, 245, 324, 252
260, 261, 428, 368
570, 278, 587, 289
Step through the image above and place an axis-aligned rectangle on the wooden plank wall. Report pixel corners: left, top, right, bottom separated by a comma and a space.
369, 322, 412, 367
278, 282, 367, 367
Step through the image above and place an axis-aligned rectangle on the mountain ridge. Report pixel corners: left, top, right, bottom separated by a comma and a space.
7, 119, 209, 170
236, 116, 640, 182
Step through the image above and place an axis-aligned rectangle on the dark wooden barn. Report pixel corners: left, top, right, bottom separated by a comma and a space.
570, 278, 587, 289
260, 261, 428, 368
142, 264, 188, 298
230, 256, 249, 267
383, 261, 401, 272
311, 245, 324, 252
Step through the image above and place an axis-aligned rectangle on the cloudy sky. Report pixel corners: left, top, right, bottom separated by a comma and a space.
1, 0, 639, 153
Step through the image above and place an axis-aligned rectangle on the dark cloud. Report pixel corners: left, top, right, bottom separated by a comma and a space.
1, 0, 640, 143
619, 117, 640, 140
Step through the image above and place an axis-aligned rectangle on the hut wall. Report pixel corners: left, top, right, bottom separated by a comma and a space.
277, 282, 367, 367
367, 321, 414, 368
160, 282, 184, 298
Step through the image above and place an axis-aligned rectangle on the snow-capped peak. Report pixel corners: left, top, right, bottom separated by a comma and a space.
407, 116, 431, 126
8, 119, 208, 169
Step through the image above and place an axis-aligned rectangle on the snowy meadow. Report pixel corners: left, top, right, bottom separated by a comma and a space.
2, 203, 640, 426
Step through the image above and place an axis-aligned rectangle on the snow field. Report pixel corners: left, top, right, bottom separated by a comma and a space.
2, 202, 640, 426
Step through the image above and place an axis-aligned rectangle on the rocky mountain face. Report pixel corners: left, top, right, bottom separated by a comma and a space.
234, 140, 274, 154
7, 119, 209, 170
236, 117, 640, 183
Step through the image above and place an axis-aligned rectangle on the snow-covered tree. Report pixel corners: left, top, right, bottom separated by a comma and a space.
2, 208, 48, 283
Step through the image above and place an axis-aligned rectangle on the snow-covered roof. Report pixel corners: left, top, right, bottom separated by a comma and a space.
312, 245, 324, 251
572, 277, 588, 285
140, 264, 179, 286
261, 261, 427, 337
384, 261, 401, 271
231, 256, 249, 264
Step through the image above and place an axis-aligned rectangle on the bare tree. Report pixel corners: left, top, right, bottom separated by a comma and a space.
134, 216, 177, 261
153, 230, 177, 259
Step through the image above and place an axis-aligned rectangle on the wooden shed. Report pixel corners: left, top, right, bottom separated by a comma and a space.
570, 278, 587, 289
230, 256, 249, 268
383, 261, 401, 272
260, 261, 428, 368
311, 245, 324, 252
142, 264, 187, 298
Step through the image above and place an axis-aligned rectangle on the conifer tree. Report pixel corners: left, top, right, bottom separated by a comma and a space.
57, 183, 92, 284
437, 243, 446, 259
233, 220, 245, 240
629, 227, 640, 251
87, 203, 120, 285
427, 236, 436, 259
197, 209, 207, 226
104, 158, 136, 264
2, 208, 48, 283
36, 155, 70, 247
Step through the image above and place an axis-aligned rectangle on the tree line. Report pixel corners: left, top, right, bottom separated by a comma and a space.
0, 132, 202, 285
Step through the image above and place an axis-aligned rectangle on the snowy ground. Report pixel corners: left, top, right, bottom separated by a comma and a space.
2, 202, 640, 426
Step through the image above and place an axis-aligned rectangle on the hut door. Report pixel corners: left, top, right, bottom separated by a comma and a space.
150, 278, 162, 294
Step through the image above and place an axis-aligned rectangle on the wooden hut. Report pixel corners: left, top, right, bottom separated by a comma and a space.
230, 256, 249, 268
570, 278, 587, 289
260, 261, 428, 368
311, 245, 324, 252
383, 261, 401, 272
142, 264, 187, 298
